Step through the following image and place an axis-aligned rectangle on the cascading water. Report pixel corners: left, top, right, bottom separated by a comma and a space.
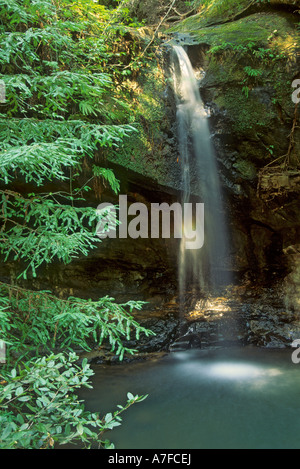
170, 45, 231, 299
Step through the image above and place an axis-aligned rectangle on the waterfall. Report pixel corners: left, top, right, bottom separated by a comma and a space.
170, 45, 231, 300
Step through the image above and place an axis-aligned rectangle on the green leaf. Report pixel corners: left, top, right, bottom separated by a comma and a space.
76, 423, 84, 435
15, 386, 24, 396
127, 392, 134, 401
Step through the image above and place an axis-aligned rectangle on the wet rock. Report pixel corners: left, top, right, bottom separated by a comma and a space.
259, 170, 300, 196
76, 285, 300, 363
248, 318, 300, 348
121, 315, 181, 353
169, 333, 202, 352
283, 244, 300, 312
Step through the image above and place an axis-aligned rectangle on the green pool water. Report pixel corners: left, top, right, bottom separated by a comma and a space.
80, 347, 300, 449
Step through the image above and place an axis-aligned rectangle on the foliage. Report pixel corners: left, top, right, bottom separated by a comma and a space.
0, 282, 153, 365
0, 118, 136, 150
0, 189, 117, 278
0, 0, 155, 450
208, 40, 288, 63
0, 0, 145, 278
0, 352, 148, 449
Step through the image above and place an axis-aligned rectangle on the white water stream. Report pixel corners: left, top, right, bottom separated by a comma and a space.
170, 45, 231, 298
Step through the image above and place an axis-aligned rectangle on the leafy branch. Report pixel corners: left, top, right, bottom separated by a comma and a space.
0, 352, 148, 449
0, 281, 154, 364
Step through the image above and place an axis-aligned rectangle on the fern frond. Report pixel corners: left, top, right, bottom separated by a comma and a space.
0, 141, 83, 185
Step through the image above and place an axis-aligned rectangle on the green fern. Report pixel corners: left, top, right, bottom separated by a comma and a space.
92, 166, 121, 194
244, 66, 263, 78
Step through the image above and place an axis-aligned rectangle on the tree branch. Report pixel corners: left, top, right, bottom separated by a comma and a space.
139, 0, 177, 59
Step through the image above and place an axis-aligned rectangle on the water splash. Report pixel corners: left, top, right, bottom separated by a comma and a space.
170, 45, 231, 299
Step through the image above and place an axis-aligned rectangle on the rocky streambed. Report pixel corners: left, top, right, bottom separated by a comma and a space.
81, 282, 300, 365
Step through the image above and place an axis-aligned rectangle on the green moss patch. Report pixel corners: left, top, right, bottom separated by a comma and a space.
107, 63, 174, 185
170, 12, 298, 54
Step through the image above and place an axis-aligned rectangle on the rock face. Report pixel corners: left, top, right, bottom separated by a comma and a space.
88, 284, 300, 363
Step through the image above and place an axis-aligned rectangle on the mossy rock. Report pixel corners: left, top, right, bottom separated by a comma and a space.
169, 0, 299, 30
106, 61, 178, 188
213, 85, 278, 135
169, 11, 298, 53
233, 159, 257, 180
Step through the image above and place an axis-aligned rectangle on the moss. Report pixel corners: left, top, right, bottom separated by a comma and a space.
107, 62, 174, 185
169, 0, 253, 30
170, 0, 299, 30
172, 0, 253, 31
204, 54, 245, 86
233, 159, 257, 180
214, 85, 277, 134
169, 12, 298, 56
